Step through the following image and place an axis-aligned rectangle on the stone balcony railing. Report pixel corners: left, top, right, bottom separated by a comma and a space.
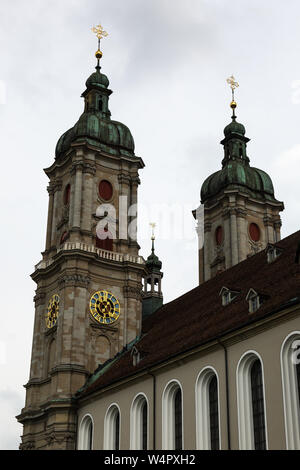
35, 242, 145, 271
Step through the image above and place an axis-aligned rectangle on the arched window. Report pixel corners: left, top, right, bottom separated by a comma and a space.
281, 332, 300, 449
237, 352, 268, 449
78, 414, 94, 450
174, 388, 182, 450
250, 360, 266, 450
130, 394, 148, 450
162, 381, 183, 450
104, 404, 120, 450
196, 367, 220, 449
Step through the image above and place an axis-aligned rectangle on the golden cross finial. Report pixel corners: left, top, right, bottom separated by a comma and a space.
92, 24, 108, 40
91, 24, 108, 65
150, 222, 156, 241
226, 75, 239, 115
227, 75, 239, 91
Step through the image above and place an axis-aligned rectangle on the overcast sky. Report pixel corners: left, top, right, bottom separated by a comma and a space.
1, 0, 300, 450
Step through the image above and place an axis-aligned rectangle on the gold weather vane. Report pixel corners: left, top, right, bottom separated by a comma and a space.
92, 24, 108, 40
226, 75, 239, 115
91, 24, 109, 64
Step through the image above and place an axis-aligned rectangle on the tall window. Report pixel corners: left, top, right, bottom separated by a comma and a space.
174, 388, 182, 450
142, 400, 148, 450
104, 405, 120, 450
250, 360, 266, 450
78, 415, 93, 450
162, 381, 183, 450
237, 352, 268, 449
130, 394, 148, 450
281, 332, 300, 449
196, 368, 220, 449
209, 376, 220, 450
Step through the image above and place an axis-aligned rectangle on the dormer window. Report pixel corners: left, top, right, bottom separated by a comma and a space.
267, 244, 282, 263
246, 289, 261, 313
219, 287, 239, 306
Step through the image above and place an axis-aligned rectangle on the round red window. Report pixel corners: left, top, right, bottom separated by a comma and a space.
215, 226, 223, 246
249, 223, 260, 242
99, 180, 113, 201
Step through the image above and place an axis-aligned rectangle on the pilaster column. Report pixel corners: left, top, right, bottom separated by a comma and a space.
274, 219, 282, 242
51, 180, 62, 247
46, 184, 55, 251
72, 162, 84, 229
204, 221, 212, 281
82, 162, 96, 233
236, 208, 247, 262
230, 208, 238, 266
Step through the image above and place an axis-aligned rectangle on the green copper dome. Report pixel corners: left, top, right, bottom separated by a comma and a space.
201, 162, 276, 203
145, 239, 162, 274
55, 67, 135, 159
85, 70, 110, 89
223, 119, 245, 137
201, 115, 278, 203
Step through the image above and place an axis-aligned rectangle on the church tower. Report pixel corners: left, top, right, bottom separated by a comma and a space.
17, 26, 146, 450
142, 224, 163, 319
196, 76, 284, 283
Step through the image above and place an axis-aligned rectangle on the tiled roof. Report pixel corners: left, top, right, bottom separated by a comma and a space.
77, 230, 300, 399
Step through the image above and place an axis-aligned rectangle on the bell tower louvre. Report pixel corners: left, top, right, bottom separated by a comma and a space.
17, 26, 147, 450
195, 76, 284, 284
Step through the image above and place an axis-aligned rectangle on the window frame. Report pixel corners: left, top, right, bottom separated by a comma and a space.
162, 380, 184, 450
236, 351, 268, 450
130, 393, 149, 450
195, 366, 221, 450
281, 331, 300, 449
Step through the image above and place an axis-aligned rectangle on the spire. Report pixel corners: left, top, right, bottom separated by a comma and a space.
91, 24, 108, 72
142, 224, 163, 320
226, 74, 239, 121
145, 223, 162, 273
221, 75, 250, 167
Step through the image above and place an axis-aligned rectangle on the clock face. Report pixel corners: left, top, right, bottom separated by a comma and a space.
89, 291, 120, 325
46, 294, 60, 329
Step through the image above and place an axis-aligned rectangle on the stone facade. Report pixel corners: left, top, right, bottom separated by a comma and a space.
17, 65, 147, 449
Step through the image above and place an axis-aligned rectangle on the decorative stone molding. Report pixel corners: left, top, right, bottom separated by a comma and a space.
118, 174, 131, 185
50, 179, 62, 193
248, 239, 263, 255
58, 274, 91, 288
90, 322, 117, 335
204, 222, 212, 232
34, 291, 46, 307
274, 220, 282, 230
124, 285, 143, 300
263, 215, 274, 227
47, 183, 56, 196
236, 208, 247, 218
45, 431, 75, 448
70, 161, 84, 175
83, 162, 96, 175
131, 175, 141, 186
20, 440, 35, 450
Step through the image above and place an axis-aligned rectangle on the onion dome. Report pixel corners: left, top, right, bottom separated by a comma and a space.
201, 104, 279, 203
55, 65, 135, 159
